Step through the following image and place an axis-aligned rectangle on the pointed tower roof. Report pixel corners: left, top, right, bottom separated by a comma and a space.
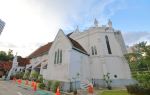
75, 26, 79, 32
58, 28, 63, 32
108, 19, 112, 28
94, 18, 98, 27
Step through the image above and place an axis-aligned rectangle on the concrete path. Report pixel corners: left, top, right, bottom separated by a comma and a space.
0, 80, 35, 95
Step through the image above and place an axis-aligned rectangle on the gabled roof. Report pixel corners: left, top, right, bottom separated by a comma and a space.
27, 32, 88, 58
68, 37, 88, 55
28, 42, 53, 58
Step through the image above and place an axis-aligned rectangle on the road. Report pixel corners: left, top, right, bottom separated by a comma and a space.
0, 80, 35, 95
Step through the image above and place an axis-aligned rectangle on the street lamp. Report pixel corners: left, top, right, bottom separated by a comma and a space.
72, 77, 76, 91
72, 77, 78, 95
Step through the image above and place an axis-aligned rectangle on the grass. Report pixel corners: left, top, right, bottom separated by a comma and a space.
98, 90, 129, 95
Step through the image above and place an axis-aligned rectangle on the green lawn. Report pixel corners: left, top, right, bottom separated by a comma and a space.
98, 90, 129, 95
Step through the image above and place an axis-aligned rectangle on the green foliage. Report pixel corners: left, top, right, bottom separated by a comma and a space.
38, 83, 45, 89
47, 80, 52, 91
126, 84, 150, 95
14, 72, 24, 79
125, 41, 150, 94
51, 81, 60, 92
136, 72, 150, 88
29, 70, 39, 81
103, 73, 112, 90
23, 70, 30, 80
0, 50, 14, 61
37, 74, 43, 83
0, 51, 8, 61
7, 49, 14, 61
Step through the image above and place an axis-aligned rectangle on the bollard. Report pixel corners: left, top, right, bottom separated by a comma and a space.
55, 87, 60, 95
33, 82, 37, 91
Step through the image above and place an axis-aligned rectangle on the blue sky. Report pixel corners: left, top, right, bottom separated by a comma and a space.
111, 0, 150, 32
0, 0, 150, 57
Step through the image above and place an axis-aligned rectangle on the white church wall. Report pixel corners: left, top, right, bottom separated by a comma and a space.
90, 57, 104, 79
69, 50, 90, 81
70, 28, 124, 57
105, 56, 131, 79
45, 30, 72, 81
69, 27, 131, 81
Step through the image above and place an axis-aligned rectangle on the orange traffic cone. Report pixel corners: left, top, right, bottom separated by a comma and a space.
33, 82, 37, 91
25, 80, 28, 85
55, 87, 60, 95
17, 79, 21, 85
87, 85, 94, 94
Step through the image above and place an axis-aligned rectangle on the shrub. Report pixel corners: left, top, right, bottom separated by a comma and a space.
51, 81, 60, 92
126, 84, 150, 95
23, 70, 30, 80
103, 73, 112, 90
29, 70, 39, 81
38, 83, 45, 89
37, 75, 43, 83
47, 80, 52, 91
13, 72, 24, 79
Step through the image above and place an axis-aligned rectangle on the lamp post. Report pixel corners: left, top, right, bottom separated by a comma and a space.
68, 78, 72, 92
72, 77, 76, 91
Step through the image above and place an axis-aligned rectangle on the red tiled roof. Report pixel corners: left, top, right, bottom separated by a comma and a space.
28, 42, 53, 58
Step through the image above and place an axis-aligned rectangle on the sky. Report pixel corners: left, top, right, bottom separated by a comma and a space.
0, 0, 150, 57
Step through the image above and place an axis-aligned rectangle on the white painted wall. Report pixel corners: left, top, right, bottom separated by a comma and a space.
70, 27, 131, 80
69, 50, 90, 81
45, 30, 72, 81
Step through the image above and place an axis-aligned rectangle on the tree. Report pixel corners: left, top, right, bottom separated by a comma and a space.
125, 41, 150, 72
0, 51, 8, 61
0, 49, 14, 61
125, 41, 150, 90
7, 49, 14, 61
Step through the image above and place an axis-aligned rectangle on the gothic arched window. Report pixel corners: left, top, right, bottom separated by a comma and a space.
94, 46, 97, 55
54, 49, 63, 64
105, 35, 112, 54
60, 50, 62, 63
54, 51, 57, 64
91, 46, 94, 55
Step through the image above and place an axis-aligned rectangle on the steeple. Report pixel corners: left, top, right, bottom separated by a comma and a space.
94, 18, 98, 27
108, 19, 112, 28
75, 26, 79, 32
12, 53, 18, 67
58, 28, 63, 32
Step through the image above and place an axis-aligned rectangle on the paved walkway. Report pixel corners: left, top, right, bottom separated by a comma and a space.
0, 80, 35, 95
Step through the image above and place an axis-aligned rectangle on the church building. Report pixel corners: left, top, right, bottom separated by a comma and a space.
26, 19, 133, 90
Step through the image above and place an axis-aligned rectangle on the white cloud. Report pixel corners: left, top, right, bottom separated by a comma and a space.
0, 0, 127, 57
122, 31, 150, 46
